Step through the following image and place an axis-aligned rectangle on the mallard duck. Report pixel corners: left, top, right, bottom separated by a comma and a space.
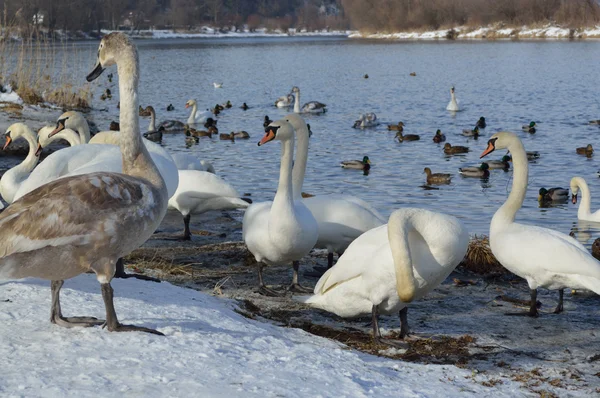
220, 132, 234, 141
207, 125, 218, 134
589, 120, 600, 125
185, 125, 212, 138
522, 121, 536, 133
341, 156, 370, 170
143, 129, 163, 143
576, 144, 593, 156
387, 122, 404, 131
486, 155, 511, 170
307, 124, 313, 137
138, 105, 151, 117
204, 117, 217, 128
212, 104, 221, 115
166, 104, 174, 111
224, 100, 232, 109
233, 131, 250, 139
263, 115, 273, 128
506, 151, 540, 162
241, 102, 249, 110
424, 167, 452, 184
476, 117, 486, 129
396, 132, 420, 142
462, 126, 480, 137
410, 72, 416, 76
538, 187, 569, 202
109, 121, 120, 131
432, 129, 446, 143
459, 162, 490, 178
107, 72, 113, 83
444, 143, 469, 154
100, 88, 112, 101
363, 74, 369, 79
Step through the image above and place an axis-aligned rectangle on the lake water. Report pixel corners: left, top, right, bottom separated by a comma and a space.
8, 37, 600, 247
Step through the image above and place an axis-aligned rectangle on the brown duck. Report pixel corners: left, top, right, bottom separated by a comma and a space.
444, 143, 469, 154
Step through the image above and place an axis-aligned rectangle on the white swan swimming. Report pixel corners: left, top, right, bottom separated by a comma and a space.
286, 113, 385, 271
186, 99, 213, 125
480, 132, 600, 315
446, 86, 459, 112
0, 123, 42, 204
243, 119, 318, 295
171, 153, 215, 173
0, 32, 167, 334
353, 113, 380, 128
302, 208, 468, 345
292, 86, 326, 114
275, 92, 294, 108
570, 177, 600, 222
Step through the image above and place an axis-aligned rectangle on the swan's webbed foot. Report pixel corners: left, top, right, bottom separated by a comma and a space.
114, 258, 161, 283
374, 336, 409, 349
258, 285, 286, 297
288, 283, 313, 293
101, 282, 163, 336
50, 280, 105, 328
553, 289, 564, 314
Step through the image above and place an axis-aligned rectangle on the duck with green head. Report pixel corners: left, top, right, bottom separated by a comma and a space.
462, 125, 480, 138
341, 156, 371, 171
538, 187, 569, 202
522, 121, 536, 133
459, 162, 490, 178
486, 155, 511, 170
433, 129, 446, 143
476, 117, 486, 129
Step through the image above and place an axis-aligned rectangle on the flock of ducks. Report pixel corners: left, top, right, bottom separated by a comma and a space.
0, 33, 599, 346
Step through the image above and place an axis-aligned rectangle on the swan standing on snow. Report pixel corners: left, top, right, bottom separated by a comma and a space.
480, 132, 600, 316
185, 99, 213, 125
446, 86, 459, 112
292, 86, 327, 114
243, 120, 318, 295
570, 177, 600, 222
302, 208, 468, 346
0, 33, 166, 334
286, 113, 385, 271
275, 92, 294, 108
0, 123, 42, 203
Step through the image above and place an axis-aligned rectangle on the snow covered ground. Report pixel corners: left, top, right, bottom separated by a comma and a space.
101, 27, 353, 40
0, 275, 528, 397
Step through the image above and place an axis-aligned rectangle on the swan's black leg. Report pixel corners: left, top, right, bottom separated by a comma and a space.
257, 263, 285, 297
182, 214, 191, 241
114, 258, 161, 282
553, 289, 564, 314
50, 280, 104, 327
372, 305, 406, 348
399, 307, 410, 339
327, 252, 334, 269
101, 283, 163, 335
288, 261, 313, 293
505, 289, 539, 317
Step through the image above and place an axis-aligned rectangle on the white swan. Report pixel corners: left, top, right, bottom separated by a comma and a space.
171, 153, 215, 173
302, 208, 468, 345
570, 177, 600, 222
186, 99, 212, 125
446, 86, 459, 112
353, 113, 379, 128
52, 111, 92, 143
0, 32, 167, 334
16, 125, 179, 201
243, 119, 318, 295
286, 113, 385, 271
0, 123, 42, 204
37, 126, 81, 150
292, 86, 326, 114
168, 170, 251, 240
275, 92, 294, 108
480, 132, 600, 315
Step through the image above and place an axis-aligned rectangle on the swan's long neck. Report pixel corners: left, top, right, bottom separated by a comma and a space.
574, 178, 593, 219
271, 135, 295, 225
292, 122, 309, 200
0, 131, 39, 203
294, 90, 300, 113
148, 108, 156, 132
117, 48, 164, 193
492, 138, 528, 229
47, 129, 81, 147
387, 210, 417, 302
189, 102, 198, 121
74, 118, 91, 143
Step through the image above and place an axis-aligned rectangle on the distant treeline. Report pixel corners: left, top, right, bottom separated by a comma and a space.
342, 0, 600, 32
1, 0, 600, 37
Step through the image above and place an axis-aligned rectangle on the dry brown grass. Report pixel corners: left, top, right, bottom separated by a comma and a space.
459, 235, 506, 275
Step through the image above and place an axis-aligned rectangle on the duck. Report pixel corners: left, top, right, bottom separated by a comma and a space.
341, 156, 370, 171
589, 120, 600, 125
0, 123, 42, 204
100, 88, 112, 101
432, 129, 446, 143
480, 131, 600, 315
409, 72, 416, 76
109, 121, 120, 131
486, 155, 511, 170
184, 125, 212, 138
204, 117, 217, 128
275, 93, 294, 108
424, 167, 452, 185
140, 105, 164, 142
570, 177, 600, 222
167, 104, 174, 111
444, 143, 469, 154
363, 74, 369, 78
138, 105, 151, 117
459, 162, 490, 178
538, 187, 569, 203
387, 122, 404, 131
292, 86, 327, 114
0, 32, 168, 334
212, 104, 221, 115
263, 115, 273, 128
224, 100, 232, 109
522, 121, 536, 133
171, 153, 215, 174
507, 151, 540, 161
168, 170, 251, 241
287, 113, 385, 274
446, 86, 459, 112
243, 119, 318, 295
219, 132, 235, 141
462, 126, 480, 138
301, 208, 468, 346
213, 82, 223, 88
396, 132, 420, 142
241, 102, 250, 110
233, 131, 250, 139
576, 144, 593, 156
476, 117, 486, 129
185, 99, 213, 125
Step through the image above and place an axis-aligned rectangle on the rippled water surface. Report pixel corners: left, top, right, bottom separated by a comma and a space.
12, 37, 600, 246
